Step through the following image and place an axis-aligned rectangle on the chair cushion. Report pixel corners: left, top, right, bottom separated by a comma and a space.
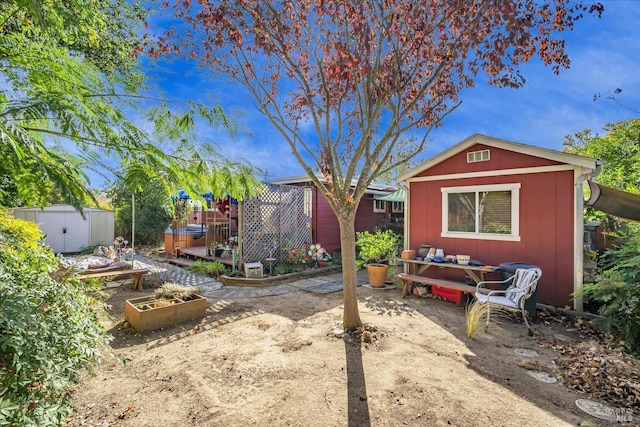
507, 268, 539, 305
475, 292, 519, 309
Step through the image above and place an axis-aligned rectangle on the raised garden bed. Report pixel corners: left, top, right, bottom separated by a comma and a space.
124, 294, 207, 332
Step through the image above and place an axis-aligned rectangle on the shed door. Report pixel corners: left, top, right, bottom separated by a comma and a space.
38, 212, 89, 253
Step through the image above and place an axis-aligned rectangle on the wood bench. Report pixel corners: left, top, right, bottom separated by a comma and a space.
79, 268, 150, 291
395, 272, 477, 299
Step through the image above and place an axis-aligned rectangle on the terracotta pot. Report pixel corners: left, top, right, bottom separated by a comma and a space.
401, 249, 416, 259
367, 264, 389, 287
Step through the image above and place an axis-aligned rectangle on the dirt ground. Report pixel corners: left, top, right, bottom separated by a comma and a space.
66, 279, 629, 427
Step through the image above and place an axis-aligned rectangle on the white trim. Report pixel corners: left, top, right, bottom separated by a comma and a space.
391, 201, 404, 213
441, 232, 522, 242
441, 183, 521, 242
407, 164, 575, 183
373, 199, 386, 213
574, 169, 585, 312
398, 134, 598, 182
441, 183, 521, 193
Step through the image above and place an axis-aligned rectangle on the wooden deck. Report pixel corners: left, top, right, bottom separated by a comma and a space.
167, 246, 234, 267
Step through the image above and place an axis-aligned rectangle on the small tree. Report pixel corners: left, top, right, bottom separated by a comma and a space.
563, 118, 640, 226
109, 179, 173, 246
565, 119, 640, 356
152, 0, 603, 330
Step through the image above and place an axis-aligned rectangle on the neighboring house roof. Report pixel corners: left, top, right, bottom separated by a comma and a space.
397, 134, 599, 182
266, 175, 397, 196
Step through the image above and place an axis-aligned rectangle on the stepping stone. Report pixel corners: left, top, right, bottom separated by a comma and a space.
554, 333, 573, 342
527, 371, 557, 383
575, 399, 634, 423
514, 348, 538, 358
105, 281, 122, 288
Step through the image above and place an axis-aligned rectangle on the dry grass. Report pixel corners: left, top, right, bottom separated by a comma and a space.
465, 300, 511, 338
465, 301, 488, 338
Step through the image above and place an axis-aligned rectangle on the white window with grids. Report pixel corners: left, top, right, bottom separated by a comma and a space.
441, 183, 520, 241
373, 199, 386, 213
391, 201, 404, 213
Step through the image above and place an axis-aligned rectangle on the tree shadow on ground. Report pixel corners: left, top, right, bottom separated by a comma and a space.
344, 337, 371, 426
104, 285, 345, 350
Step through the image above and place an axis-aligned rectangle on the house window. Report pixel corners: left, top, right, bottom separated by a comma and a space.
392, 201, 404, 213
441, 183, 520, 241
373, 200, 386, 213
467, 149, 490, 163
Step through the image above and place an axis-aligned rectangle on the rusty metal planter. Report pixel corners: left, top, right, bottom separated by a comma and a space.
125, 294, 207, 332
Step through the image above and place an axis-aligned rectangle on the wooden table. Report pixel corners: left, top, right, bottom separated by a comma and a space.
400, 259, 499, 284
79, 268, 150, 291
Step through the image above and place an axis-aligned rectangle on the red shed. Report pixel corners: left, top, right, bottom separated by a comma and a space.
398, 134, 601, 310
267, 175, 402, 254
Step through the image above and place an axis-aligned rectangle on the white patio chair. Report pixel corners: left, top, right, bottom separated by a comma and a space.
474, 268, 542, 336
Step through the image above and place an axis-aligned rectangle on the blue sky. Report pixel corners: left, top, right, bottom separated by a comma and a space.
138, 1, 640, 186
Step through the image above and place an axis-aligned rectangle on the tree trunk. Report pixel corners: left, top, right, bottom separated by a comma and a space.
338, 214, 362, 330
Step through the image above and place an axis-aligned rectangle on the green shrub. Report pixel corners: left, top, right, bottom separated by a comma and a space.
187, 259, 227, 277
331, 251, 342, 266
577, 227, 640, 357
284, 244, 312, 266
0, 210, 108, 426
274, 264, 296, 275
355, 229, 400, 267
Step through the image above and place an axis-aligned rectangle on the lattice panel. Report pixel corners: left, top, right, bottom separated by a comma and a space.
241, 184, 311, 265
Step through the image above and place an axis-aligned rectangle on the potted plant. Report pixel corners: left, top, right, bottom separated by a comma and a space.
355, 229, 400, 287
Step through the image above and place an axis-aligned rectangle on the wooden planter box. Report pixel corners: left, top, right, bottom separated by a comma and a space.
125, 294, 207, 332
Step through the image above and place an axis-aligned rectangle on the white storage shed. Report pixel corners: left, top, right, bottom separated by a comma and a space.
10, 205, 115, 253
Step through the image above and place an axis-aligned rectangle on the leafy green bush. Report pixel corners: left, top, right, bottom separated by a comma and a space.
0, 210, 108, 425
274, 264, 296, 275
577, 227, 640, 356
284, 244, 312, 266
331, 251, 342, 266
187, 259, 228, 277
108, 179, 173, 246
355, 229, 400, 268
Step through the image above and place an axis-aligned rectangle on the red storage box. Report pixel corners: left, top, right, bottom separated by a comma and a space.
431, 286, 464, 304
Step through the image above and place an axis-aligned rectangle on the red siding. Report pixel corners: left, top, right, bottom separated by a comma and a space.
288, 182, 387, 254
420, 144, 562, 177
407, 145, 577, 307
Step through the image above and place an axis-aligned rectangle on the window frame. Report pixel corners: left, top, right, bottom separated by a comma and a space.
373, 199, 386, 213
441, 183, 521, 242
391, 201, 404, 213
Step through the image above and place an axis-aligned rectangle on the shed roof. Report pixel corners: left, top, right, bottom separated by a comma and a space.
397, 134, 599, 182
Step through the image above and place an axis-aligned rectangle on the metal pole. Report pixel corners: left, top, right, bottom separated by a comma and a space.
131, 192, 135, 269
